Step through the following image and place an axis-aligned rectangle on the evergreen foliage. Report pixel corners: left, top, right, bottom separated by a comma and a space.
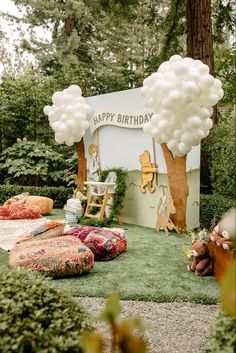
0, 267, 92, 353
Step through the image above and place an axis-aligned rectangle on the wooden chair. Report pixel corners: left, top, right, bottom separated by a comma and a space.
84, 172, 117, 221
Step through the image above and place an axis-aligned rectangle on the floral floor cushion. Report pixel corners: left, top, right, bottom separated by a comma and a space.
64, 227, 127, 261
9, 236, 94, 278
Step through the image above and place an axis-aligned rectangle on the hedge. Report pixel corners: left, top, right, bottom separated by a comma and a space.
200, 193, 235, 229
0, 267, 92, 353
0, 185, 74, 208
205, 309, 236, 353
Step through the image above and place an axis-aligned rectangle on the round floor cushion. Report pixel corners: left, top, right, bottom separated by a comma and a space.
9, 236, 94, 278
64, 227, 127, 261
25, 196, 54, 215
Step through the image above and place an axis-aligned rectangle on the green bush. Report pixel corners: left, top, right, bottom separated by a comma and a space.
0, 267, 92, 353
0, 139, 76, 187
205, 309, 236, 353
202, 115, 236, 199
0, 184, 74, 208
200, 194, 235, 228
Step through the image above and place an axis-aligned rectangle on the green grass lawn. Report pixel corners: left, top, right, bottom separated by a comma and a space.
0, 209, 219, 304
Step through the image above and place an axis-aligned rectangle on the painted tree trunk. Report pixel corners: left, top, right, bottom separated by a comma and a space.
75, 140, 87, 192
161, 143, 189, 232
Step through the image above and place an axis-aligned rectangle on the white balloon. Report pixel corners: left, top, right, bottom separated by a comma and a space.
143, 122, 152, 134
151, 128, 161, 138
199, 74, 215, 89
43, 105, 52, 115
141, 55, 223, 150
197, 64, 209, 75
182, 95, 193, 104
199, 107, 211, 119
217, 89, 224, 100
158, 120, 170, 132
66, 119, 77, 129
151, 114, 162, 126
65, 105, 75, 115
178, 141, 191, 155
60, 113, 68, 122
145, 97, 155, 108
211, 79, 222, 92
74, 112, 85, 121
169, 54, 182, 63
181, 131, 193, 144
67, 85, 82, 96
188, 69, 201, 82
187, 116, 202, 129
207, 94, 219, 106
202, 118, 213, 131
48, 111, 59, 122
82, 120, 90, 129
168, 90, 182, 103
140, 86, 149, 96
161, 98, 173, 110
84, 104, 92, 114
174, 62, 189, 78
183, 81, 200, 96
173, 129, 182, 140
167, 139, 178, 151
52, 91, 63, 105
51, 121, 61, 131
195, 128, 205, 140
55, 136, 64, 144
158, 61, 170, 73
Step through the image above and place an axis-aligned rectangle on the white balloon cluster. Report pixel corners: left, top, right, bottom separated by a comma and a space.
43, 85, 91, 146
141, 55, 223, 156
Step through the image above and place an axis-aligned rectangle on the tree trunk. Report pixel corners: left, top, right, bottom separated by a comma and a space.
75, 140, 87, 192
161, 143, 189, 232
186, 0, 216, 124
186, 0, 215, 193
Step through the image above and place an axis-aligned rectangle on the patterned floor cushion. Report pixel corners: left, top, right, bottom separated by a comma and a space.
64, 227, 127, 261
9, 236, 94, 278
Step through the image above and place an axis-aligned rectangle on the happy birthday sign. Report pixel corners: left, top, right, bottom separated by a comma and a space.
90, 110, 153, 134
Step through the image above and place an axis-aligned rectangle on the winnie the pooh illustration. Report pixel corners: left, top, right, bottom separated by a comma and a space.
139, 150, 157, 193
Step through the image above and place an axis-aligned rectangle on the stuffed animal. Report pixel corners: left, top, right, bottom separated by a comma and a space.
187, 241, 213, 276
209, 223, 233, 250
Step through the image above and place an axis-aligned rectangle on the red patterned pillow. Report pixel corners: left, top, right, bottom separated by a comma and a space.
65, 227, 127, 261
64, 226, 97, 241
9, 236, 94, 278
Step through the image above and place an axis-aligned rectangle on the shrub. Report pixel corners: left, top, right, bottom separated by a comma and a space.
0, 185, 74, 208
0, 139, 76, 187
200, 194, 235, 228
0, 267, 92, 353
205, 309, 236, 353
202, 115, 236, 199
